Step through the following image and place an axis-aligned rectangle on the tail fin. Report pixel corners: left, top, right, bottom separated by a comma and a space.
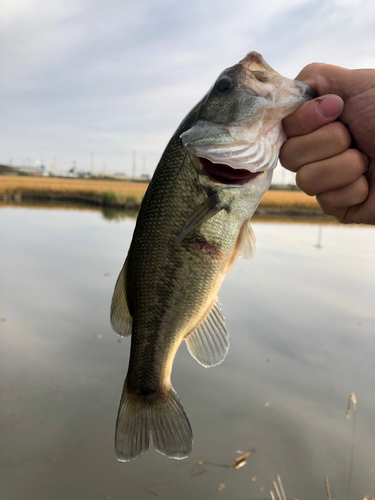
115, 382, 193, 462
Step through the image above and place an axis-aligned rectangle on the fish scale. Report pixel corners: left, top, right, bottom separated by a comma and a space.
110, 51, 315, 462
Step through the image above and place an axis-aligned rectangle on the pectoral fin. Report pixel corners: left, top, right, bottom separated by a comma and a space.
185, 298, 229, 368
224, 220, 256, 273
175, 193, 225, 245
110, 258, 133, 337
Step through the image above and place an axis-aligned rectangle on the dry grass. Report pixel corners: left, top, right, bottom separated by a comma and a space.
0, 175, 321, 210
260, 189, 320, 209
0, 176, 147, 205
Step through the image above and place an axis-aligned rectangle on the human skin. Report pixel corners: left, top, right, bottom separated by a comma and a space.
279, 63, 375, 225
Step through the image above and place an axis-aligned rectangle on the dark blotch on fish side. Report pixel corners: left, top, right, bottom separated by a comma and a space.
191, 239, 217, 254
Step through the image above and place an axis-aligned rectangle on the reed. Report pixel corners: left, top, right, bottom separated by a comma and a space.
0, 176, 147, 206
260, 189, 320, 210
0, 175, 321, 211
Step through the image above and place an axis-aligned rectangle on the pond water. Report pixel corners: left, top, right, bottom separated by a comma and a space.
1, 205, 375, 500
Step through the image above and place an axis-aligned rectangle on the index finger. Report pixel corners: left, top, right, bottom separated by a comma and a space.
283, 94, 344, 138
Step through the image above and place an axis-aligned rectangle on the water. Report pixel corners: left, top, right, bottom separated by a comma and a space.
1, 205, 375, 499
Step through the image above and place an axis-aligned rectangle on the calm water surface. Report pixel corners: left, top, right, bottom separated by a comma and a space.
1, 205, 375, 499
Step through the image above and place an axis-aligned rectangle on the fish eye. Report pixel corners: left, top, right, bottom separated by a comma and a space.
215, 76, 235, 96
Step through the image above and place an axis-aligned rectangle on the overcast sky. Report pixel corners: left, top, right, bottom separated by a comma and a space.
1, 0, 374, 183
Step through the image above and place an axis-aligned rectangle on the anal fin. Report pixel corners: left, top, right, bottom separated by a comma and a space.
110, 258, 132, 337
224, 220, 256, 273
185, 298, 229, 368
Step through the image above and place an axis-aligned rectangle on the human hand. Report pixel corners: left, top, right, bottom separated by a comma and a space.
280, 63, 375, 224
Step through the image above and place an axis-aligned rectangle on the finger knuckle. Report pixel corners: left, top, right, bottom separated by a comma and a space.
299, 63, 324, 79
345, 149, 367, 175
329, 122, 351, 151
279, 146, 289, 168
279, 141, 298, 170
317, 195, 349, 222
316, 194, 337, 216
296, 167, 315, 195
355, 174, 369, 197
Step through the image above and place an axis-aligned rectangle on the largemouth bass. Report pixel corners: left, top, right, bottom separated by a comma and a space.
111, 51, 315, 462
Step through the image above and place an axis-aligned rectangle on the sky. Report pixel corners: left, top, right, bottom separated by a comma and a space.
1, 0, 375, 183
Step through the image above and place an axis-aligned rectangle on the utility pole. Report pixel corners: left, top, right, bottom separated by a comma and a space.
91, 152, 94, 174
132, 150, 136, 179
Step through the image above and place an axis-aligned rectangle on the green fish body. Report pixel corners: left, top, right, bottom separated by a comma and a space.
111, 52, 315, 461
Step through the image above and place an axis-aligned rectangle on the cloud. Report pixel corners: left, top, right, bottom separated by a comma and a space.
1, 0, 374, 173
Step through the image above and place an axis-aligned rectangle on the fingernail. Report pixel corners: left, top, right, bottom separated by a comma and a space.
316, 95, 343, 118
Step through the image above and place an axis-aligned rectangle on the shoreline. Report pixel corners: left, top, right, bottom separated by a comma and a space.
0, 175, 325, 217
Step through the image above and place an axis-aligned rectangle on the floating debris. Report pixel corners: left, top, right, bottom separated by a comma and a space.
195, 450, 252, 470
218, 483, 225, 493
324, 475, 332, 500
229, 451, 251, 469
273, 480, 282, 500
265, 402, 270, 407
190, 461, 206, 477
347, 393, 357, 419
251, 476, 257, 482
276, 474, 287, 500
347, 393, 358, 500
269, 475, 287, 500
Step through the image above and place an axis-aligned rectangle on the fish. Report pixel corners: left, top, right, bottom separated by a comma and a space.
110, 51, 315, 462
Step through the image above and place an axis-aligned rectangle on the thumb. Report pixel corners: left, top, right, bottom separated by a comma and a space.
296, 63, 375, 156
295, 63, 358, 100
283, 94, 344, 137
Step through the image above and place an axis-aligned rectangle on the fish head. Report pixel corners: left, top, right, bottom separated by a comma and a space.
180, 51, 316, 188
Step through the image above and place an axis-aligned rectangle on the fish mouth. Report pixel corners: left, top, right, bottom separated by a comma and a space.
199, 157, 263, 185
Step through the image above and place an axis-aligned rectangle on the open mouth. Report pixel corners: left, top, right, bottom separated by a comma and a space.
199, 157, 262, 185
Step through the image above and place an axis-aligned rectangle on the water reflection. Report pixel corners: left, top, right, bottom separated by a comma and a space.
0, 205, 374, 500
0, 200, 138, 222
101, 207, 138, 222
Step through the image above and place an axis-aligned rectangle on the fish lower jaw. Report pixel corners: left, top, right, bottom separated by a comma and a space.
199, 157, 264, 186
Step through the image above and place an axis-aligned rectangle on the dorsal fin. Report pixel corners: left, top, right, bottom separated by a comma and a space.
110, 258, 132, 337
224, 220, 256, 273
185, 298, 229, 368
